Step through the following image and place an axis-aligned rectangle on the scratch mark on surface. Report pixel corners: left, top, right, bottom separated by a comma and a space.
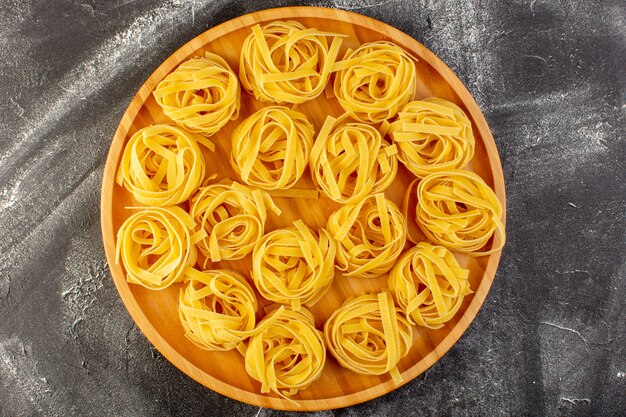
191, 0, 195, 28
530, 0, 538, 14
123, 323, 135, 379
559, 269, 590, 276
333, 0, 395, 11
540, 322, 589, 352
10, 96, 25, 117
567, 202, 579, 208
561, 397, 591, 406
253, 406, 262, 417
0, 338, 54, 414
524, 54, 548, 63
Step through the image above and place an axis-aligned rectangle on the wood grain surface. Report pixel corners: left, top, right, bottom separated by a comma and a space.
100, 6, 505, 411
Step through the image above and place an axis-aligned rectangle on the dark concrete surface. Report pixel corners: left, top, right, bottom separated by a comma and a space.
0, 0, 624, 416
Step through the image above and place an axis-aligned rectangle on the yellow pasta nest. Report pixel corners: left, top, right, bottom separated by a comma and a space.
115, 206, 204, 290
179, 269, 257, 351
388, 98, 475, 177
245, 306, 326, 399
389, 242, 472, 329
239, 21, 343, 104
252, 220, 336, 310
153, 52, 240, 136
231, 106, 314, 190
324, 291, 413, 383
309, 114, 398, 204
413, 170, 505, 255
332, 41, 417, 123
116, 124, 214, 206
189, 180, 281, 263
327, 193, 406, 278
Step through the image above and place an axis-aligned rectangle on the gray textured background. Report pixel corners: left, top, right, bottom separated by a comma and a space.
0, 0, 624, 416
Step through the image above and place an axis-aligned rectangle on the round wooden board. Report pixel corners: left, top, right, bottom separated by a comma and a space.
101, 6, 506, 411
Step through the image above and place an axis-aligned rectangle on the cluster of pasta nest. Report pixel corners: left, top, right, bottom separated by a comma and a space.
114, 20, 505, 403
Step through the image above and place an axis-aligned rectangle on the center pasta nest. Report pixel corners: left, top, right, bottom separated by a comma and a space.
113, 19, 505, 403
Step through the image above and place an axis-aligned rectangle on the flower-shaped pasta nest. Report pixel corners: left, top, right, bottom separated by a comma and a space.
239, 21, 343, 104
179, 269, 258, 351
115, 206, 203, 289
116, 124, 214, 206
389, 242, 472, 329
244, 306, 326, 399
231, 106, 314, 190
252, 220, 336, 310
189, 180, 280, 263
388, 98, 475, 177
324, 291, 413, 384
332, 41, 417, 123
310, 114, 398, 204
327, 193, 406, 278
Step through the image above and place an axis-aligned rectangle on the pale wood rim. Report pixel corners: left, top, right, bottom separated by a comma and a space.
100, 6, 506, 411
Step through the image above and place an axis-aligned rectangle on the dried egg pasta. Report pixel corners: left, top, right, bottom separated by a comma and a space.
245, 306, 326, 400
179, 269, 257, 351
409, 170, 505, 255
389, 242, 472, 329
153, 52, 240, 135
324, 292, 412, 384
116, 124, 214, 206
327, 193, 406, 278
388, 98, 475, 177
252, 220, 336, 310
332, 41, 417, 123
310, 114, 398, 204
115, 206, 204, 290
189, 180, 281, 263
231, 106, 314, 190
239, 21, 344, 104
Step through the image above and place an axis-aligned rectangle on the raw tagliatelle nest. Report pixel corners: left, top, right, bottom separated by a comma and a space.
230, 106, 314, 190
324, 291, 413, 384
332, 41, 417, 124
244, 306, 326, 400
153, 51, 241, 136
179, 268, 258, 351
115, 206, 205, 290
411, 170, 505, 255
239, 21, 344, 104
388, 98, 475, 177
251, 220, 336, 310
309, 114, 398, 204
389, 242, 472, 329
327, 193, 407, 279
116, 124, 214, 207
189, 180, 281, 263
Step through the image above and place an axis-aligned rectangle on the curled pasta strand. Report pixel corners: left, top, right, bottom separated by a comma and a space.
252, 220, 336, 310
179, 269, 257, 351
115, 206, 205, 290
189, 180, 281, 263
244, 306, 326, 400
153, 52, 241, 136
412, 170, 505, 255
116, 124, 214, 207
239, 21, 344, 104
324, 291, 413, 384
309, 114, 398, 204
231, 106, 314, 190
389, 242, 472, 329
388, 98, 475, 177
332, 41, 417, 123
327, 193, 406, 278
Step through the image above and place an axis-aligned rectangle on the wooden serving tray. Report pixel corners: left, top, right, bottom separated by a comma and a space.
100, 6, 506, 411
